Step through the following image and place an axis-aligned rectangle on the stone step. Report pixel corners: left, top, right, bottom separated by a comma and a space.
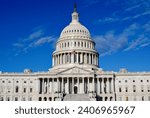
63, 94, 90, 101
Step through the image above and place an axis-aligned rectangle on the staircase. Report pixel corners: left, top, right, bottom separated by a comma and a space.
63, 94, 90, 101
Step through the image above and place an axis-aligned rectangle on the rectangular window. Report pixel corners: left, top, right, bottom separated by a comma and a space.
15, 97, 18, 101
29, 97, 32, 101
142, 96, 144, 101
133, 85, 136, 92
126, 97, 128, 101
24, 88, 26, 93
30, 88, 33, 93
119, 87, 122, 92
125, 87, 128, 92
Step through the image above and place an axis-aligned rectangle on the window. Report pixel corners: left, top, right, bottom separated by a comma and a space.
125, 80, 127, 83
126, 97, 128, 101
30, 88, 33, 93
24, 88, 26, 93
119, 97, 122, 101
16, 86, 19, 93
141, 86, 144, 92
7, 97, 10, 101
119, 81, 121, 83
141, 80, 143, 82
125, 87, 128, 92
30, 81, 33, 83
0, 97, 3, 101
142, 96, 144, 101
15, 97, 18, 101
133, 85, 136, 92
2, 81, 5, 83
16, 81, 19, 83
24, 81, 26, 83
8, 81, 11, 83
133, 80, 135, 82
119, 87, 122, 92
147, 80, 149, 82
148, 87, 150, 92
29, 97, 32, 101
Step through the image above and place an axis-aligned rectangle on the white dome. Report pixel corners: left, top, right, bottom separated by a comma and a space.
59, 10, 91, 39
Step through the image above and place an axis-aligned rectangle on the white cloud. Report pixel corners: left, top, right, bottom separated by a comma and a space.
93, 31, 128, 56
13, 30, 56, 55
33, 36, 55, 47
93, 23, 150, 56
124, 35, 149, 51
28, 30, 43, 40
12, 43, 24, 48
23, 30, 44, 42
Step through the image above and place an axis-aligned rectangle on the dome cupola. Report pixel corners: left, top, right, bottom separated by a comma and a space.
52, 4, 99, 69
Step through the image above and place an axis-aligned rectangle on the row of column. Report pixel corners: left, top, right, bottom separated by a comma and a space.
53, 52, 98, 66
97, 78, 114, 94
37, 77, 114, 95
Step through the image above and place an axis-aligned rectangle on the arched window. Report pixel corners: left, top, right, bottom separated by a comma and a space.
16, 86, 19, 93
119, 87, 121, 92
44, 97, 47, 101
39, 97, 42, 101
142, 96, 144, 101
15, 97, 18, 101
49, 97, 52, 101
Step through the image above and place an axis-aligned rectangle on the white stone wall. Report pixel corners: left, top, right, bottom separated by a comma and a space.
115, 73, 150, 101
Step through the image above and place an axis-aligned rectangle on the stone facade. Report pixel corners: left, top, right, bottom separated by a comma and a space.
0, 6, 150, 101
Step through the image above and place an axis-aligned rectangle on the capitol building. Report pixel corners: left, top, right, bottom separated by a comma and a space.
0, 5, 150, 101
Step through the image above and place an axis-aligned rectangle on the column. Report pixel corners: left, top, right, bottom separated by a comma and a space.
76, 52, 79, 63
89, 54, 91, 64
36, 79, 40, 93
50, 78, 52, 93
92, 78, 95, 92
111, 78, 114, 93
71, 53, 74, 63
72, 78, 74, 94
46, 79, 49, 94
87, 77, 89, 93
81, 53, 83, 63
42, 78, 44, 94
97, 78, 100, 94
77, 77, 79, 94
66, 78, 69, 94
106, 78, 109, 93
83, 78, 84, 94
101, 78, 104, 94
52, 78, 54, 93
62, 78, 64, 93
91, 54, 93, 64
84, 53, 87, 64
57, 78, 59, 93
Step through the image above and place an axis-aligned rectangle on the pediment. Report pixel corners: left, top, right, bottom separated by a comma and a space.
56, 66, 93, 75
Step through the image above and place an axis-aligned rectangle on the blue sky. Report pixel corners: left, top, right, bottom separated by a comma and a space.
0, 0, 150, 72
